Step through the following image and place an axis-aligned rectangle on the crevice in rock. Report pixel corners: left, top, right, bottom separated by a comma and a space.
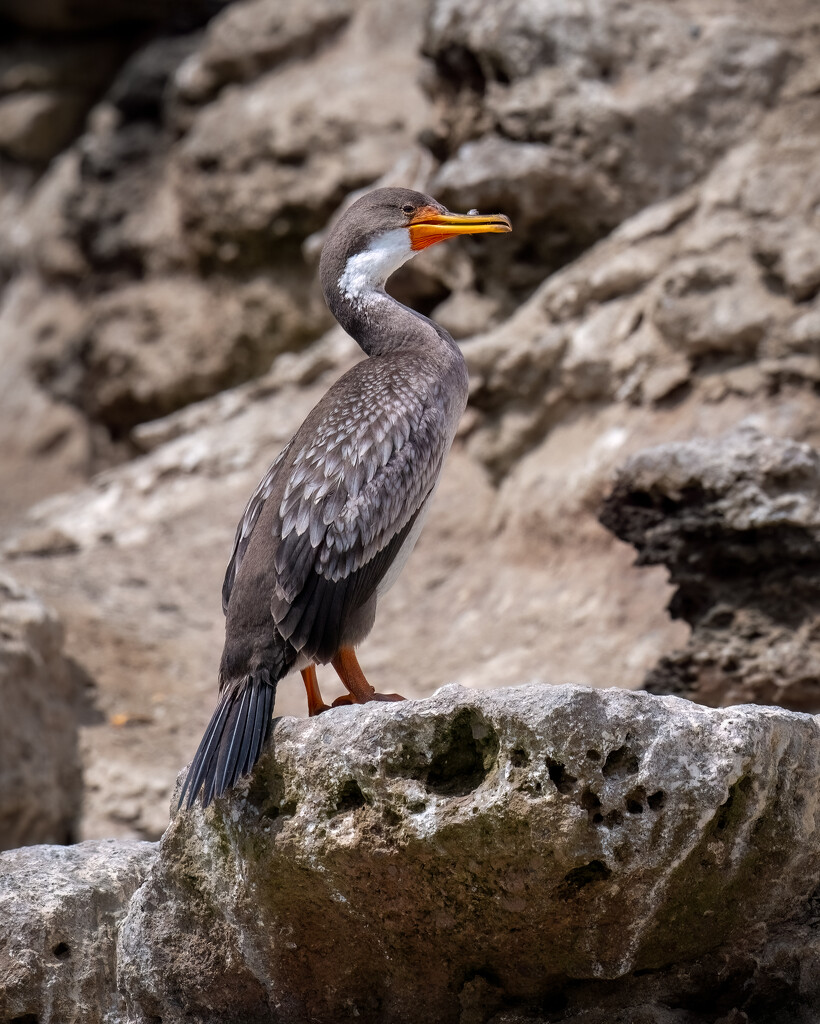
714, 776, 753, 835
625, 787, 646, 814
426, 709, 500, 797
423, 43, 487, 97
388, 708, 500, 798
557, 859, 612, 899
545, 756, 577, 795
333, 779, 367, 815
247, 771, 297, 822
602, 744, 640, 779
579, 788, 602, 824
510, 746, 530, 767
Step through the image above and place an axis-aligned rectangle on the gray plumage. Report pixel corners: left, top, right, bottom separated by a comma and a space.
179, 187, 509, 809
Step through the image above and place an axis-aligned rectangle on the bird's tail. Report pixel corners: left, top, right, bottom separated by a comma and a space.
178, 668, 277, 810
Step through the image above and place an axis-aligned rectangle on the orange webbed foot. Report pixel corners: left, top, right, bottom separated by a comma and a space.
330, 648, 406, 707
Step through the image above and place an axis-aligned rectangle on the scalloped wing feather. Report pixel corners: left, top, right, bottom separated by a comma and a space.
270, 383, 448, 660
221, 439, 293, 614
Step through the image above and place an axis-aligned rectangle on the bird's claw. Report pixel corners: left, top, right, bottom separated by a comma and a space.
331, 691, 405, 707
329, 692, 405, 708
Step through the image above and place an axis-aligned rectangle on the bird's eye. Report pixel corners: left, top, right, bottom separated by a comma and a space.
402, 204, 414, 214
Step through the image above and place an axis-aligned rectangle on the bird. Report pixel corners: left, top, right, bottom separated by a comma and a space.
179, 187, 511, 808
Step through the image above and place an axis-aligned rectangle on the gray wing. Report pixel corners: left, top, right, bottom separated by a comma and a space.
221, 439, 294, 614
271, 381, 450, 663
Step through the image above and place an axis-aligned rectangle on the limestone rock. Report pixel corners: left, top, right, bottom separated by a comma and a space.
30, 274, 326, 432
0, 573, 85, 851
0, 36, 127, 164
176, 0, 356, 104
0, 839, 157, 1024
424, 0, 791, 301
463, 93, 820, 477
119, 684, 820, 1023
600, 427, 820, 711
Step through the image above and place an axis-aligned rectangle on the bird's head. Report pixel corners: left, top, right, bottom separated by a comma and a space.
320, 187, 512, 310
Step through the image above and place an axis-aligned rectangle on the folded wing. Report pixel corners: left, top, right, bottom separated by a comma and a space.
222, 370, 449, 662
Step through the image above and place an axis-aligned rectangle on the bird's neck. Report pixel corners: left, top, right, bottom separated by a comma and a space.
321, 240, 457, 358
331, 285, 452, 357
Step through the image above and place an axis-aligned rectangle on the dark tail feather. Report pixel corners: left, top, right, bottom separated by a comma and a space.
179, 670, 277, 810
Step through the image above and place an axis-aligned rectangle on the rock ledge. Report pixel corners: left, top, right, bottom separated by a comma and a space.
118, 683, 820, 1024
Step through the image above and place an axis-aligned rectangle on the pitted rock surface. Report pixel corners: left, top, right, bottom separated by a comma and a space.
0, 839, 157, 1024
118, 684, 820, 1023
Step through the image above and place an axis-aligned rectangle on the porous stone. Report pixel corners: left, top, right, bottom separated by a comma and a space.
1, 0, 820, 879
0, 839, 157, 1024
600, 426, 820, 711
118, 683, 820, 1023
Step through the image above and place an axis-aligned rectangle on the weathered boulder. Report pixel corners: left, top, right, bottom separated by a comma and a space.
424, 0, 792, 301
30, 274, 326, 433
118, 684, 820, 1023
0, 573, 85, 851
463, 91, 820, 477
600, 427, 820, 712
0, 839, 157, 1024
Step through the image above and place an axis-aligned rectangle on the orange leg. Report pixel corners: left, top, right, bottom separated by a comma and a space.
330, 647, 406, 707
301, 664, 330, 717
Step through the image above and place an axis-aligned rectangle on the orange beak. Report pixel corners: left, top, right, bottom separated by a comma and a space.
408, 205, 512, 251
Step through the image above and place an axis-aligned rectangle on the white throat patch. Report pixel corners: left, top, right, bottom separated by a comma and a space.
338, 228, 414, 309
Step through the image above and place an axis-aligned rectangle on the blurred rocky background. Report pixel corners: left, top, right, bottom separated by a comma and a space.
1, 0, 819, 850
